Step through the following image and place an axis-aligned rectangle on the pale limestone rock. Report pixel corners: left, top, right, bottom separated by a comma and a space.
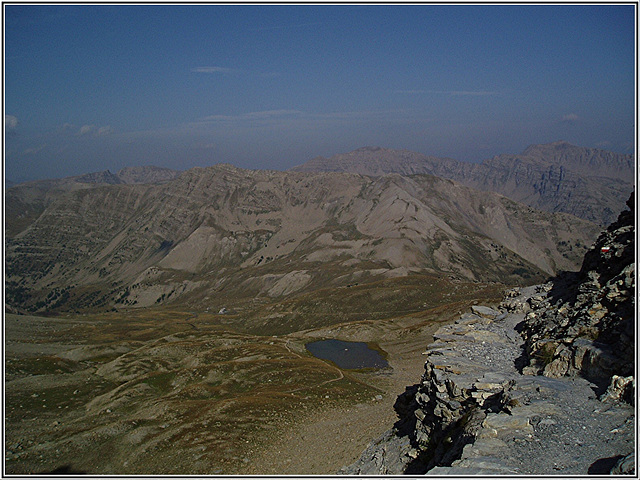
471, 305, 501, 319
600, 375, 635, 403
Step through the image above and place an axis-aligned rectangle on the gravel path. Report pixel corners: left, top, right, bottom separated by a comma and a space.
425, 299, 635, 475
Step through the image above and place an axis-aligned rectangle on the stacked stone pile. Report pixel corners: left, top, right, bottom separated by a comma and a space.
342, 193, 635, 476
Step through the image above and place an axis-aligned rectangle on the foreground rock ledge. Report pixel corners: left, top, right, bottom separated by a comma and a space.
340, 289, 634, 475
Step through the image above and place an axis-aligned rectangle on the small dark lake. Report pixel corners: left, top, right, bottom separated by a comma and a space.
305, 339, 389, 369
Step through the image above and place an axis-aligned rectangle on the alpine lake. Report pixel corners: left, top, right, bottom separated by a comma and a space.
306, 339, 389, 370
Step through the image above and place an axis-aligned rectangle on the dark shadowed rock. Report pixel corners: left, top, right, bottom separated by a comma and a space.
520, 192, 635, 390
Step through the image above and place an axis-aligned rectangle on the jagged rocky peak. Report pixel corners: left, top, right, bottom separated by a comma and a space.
355, 145, 384, 152
521, 139, 576, 155
75, 166, 183, 185
518, 140, 634, 180
75, 169, 123, 184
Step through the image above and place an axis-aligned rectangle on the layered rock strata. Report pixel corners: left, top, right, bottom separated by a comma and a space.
6, 165, 599, 313
293, 142, 635, 226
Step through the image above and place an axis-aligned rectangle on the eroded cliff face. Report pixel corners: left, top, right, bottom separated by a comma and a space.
342, 194, 635, 476
293, 141, 635, 226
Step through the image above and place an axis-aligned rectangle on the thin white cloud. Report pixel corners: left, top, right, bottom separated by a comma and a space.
189, 108, 414, 133
191, 66, 240, 74
197, 143, 217, 150
251, 22, 322, 32
5, 115, 18, 130
246, 109, 303, 119
449, 91, 498, 96
427, 90, 499, 96
394, 90, 425, 94
192, 66, 282, 79
562, 113, 579, 122
96, 125, 114, 136
199, 109, 304, 123
79, 124, 95, 136
68, 124, 113, 137
23, 144, 47, 155
311, 110, 403, 120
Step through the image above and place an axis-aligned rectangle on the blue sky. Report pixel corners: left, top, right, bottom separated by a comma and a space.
4, 4, 636, 182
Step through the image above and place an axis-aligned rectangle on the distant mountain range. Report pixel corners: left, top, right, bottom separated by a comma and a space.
292, 141, 635, 226
5, 166, 181, 238
6, 162, 600, 314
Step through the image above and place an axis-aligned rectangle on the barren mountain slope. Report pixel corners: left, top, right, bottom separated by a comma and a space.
292, 141, 634, 226
342, 195, 635, 477
6, 165, 600, 314
5, 166, 182, 238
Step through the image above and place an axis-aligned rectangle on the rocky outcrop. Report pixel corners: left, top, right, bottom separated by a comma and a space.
342, 194, 635, 475
342, 293, 635, 475
74, 170, 123, 184
519, 193, 635, 396
116, 166, 182, 184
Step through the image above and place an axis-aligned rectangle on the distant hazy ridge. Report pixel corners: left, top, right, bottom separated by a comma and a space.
292, 141, 634, 226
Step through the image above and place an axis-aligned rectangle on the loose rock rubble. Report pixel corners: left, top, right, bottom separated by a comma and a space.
341, 193, 635, 476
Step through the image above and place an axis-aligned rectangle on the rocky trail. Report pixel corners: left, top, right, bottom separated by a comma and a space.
427, 298, 634, 475
342, 294, 635, 475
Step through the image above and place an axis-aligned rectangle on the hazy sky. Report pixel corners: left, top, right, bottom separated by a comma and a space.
4, 4, 636, 182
